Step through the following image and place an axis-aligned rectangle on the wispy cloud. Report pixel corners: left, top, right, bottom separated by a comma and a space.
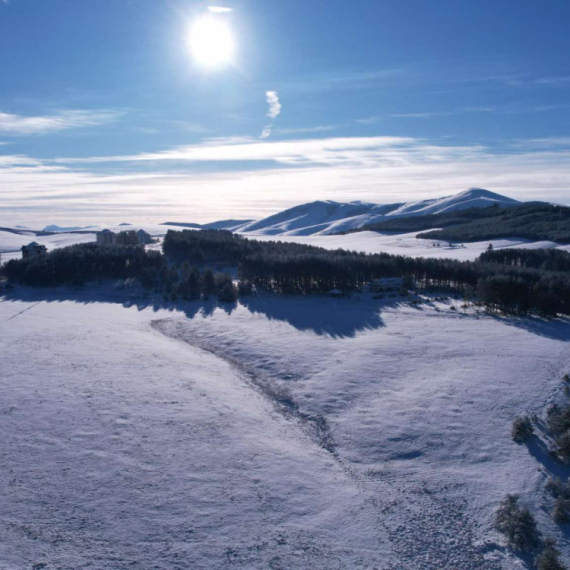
0, 109, 122, 135
265, 91, 281, 119
56, 135, 419, 165
358, 103, 570, 124
535, 76, 570, 86
391, 111, 454, 118
273, 125, 338, 135
510, 137, 570, 149
356, 116, 382, 125
208, 6, 233, 13
260, 91, 282, 139
3, 136, 570, 225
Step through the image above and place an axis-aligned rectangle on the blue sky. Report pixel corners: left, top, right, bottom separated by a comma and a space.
1, 0, 569, 225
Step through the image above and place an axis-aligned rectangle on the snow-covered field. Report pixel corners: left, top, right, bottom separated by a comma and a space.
0, 229, 97, 263
242, 230, 570, 261
2, 288, 569, 568
0, 224, 182, 263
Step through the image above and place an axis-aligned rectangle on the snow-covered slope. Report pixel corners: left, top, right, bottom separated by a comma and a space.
202, 219, 255, 230
249, 230, 570, 261
1, 289, 569, 568
233, 188, 520, 236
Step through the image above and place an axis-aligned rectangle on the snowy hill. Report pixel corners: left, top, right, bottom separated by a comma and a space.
232, 188, 520, 236
1, 290, 569, 568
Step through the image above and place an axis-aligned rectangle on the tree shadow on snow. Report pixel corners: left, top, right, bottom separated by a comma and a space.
489, 314, 570, 342
239, 295, 387, 338
1, 286, 388, 338
0, 285, 215, 322
526, 435, 570, 480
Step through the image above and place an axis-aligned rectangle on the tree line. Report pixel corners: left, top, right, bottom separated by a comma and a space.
163, 230, 570, 316
349, 202, 570, 244
3, 230, 570, 316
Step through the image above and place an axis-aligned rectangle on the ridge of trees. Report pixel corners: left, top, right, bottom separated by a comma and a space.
348, 202, 570, 244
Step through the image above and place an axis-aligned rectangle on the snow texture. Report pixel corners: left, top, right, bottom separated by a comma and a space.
1, 287, 569, 568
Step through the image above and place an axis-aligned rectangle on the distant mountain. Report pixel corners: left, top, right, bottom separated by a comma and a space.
161, 222, 202, 229
229, 188, 521, 236
160, 220, 253, 231
44, 224, 95, 232
201, 219, 255, 230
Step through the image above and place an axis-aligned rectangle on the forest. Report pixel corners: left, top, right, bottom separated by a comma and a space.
2, 229, 570, 317
350, 202, 570, 244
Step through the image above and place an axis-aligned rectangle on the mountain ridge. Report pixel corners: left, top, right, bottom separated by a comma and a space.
226, 188, 522, 236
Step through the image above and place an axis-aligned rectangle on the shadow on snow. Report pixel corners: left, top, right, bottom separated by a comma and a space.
1, 285, 388, 338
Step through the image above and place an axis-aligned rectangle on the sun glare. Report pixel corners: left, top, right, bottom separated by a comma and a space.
188, 16, 234, 68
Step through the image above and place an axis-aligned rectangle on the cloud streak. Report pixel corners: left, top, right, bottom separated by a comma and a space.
260, 91, 281, 139
208, 6, 233, 13
3, 136, 570, 226
0, 109, 122, 135
265, 91, 281, 119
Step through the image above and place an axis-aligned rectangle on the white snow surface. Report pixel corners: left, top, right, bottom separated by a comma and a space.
1, 288, 570, 568
246, 230, 570, 261
0, 224, 185, 263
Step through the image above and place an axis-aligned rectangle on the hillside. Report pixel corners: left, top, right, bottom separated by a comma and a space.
351, 202, 570, 244
2, 289, 569, 568
229, 188, 519, 236
419, 203, 570, 243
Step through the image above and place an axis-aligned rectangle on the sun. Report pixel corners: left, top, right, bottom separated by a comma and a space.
188, 15, 234, 68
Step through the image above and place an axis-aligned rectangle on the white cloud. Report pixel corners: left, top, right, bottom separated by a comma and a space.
535, 76, 570, 86
273, 125, 337, 135
56, 135, 419, 165
260, 91, 281, 139
0, 109, 121, 135
392, 112, 454, 118
265, 91, 281, 120
356, 116, 382, 125
3, 136, 570, 226
208, 6, 233, 13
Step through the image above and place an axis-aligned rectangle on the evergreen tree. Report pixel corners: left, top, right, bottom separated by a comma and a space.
536, 539, 567, 570
495, 494, 540, 551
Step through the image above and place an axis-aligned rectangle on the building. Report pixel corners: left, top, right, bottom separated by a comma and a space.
96, 229, 116, 246
137, 229, 153, 244
21, 242, 47, 259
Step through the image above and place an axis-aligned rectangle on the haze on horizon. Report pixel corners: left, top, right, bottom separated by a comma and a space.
0, 0, 569, 227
